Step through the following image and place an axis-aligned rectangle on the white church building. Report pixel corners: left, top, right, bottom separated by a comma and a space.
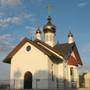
3, 16, 82, 89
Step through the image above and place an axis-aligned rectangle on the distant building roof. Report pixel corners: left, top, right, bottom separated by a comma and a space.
84, 72, 90, 79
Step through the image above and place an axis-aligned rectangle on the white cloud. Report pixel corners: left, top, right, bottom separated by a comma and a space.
0, 0, 44, 7
25, 26, 36, 33
0, 12, 34, 27
20, 12, 32, 19
0, 16, 22, 26
0, 0, 21, 6
78, 2, 88, 7
11, 17, 21, 24
25, 26, 36, 40
0, 34, 13, 52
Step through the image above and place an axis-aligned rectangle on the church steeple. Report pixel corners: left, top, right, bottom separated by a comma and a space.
43, 16, 56, 47
68, 32, 74, 44
35, 28, 42, 40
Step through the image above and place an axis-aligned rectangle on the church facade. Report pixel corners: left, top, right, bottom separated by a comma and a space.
3, 16, 82, 89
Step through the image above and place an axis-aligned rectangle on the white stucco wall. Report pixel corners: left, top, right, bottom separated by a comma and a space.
10, 42, 49, 89
67, 65, 79, 88
66, 51, 79, 88
48, 58, 58, 89
58, 63, 65, 89
9, 40, 80, 89
84, 72, 90, 88
45, 32, 56, 47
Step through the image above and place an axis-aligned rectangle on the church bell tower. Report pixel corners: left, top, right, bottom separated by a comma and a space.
35, 28, 42, 40
43, 16, 56, 47
68, 32, 74, 44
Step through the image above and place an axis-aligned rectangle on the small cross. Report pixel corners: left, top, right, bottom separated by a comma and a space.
47, 0, 52, 16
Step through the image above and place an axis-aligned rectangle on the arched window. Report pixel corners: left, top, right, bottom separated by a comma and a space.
51, 64, 54, 80
70, 67, 73, 76
70, 67, 74, 81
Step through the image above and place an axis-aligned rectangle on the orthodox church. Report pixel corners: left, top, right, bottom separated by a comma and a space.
3, 16, 82, 89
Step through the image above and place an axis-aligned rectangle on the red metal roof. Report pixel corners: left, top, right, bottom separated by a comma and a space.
67, 56, 78, 66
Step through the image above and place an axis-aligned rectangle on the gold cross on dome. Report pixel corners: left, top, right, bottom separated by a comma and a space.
47, 0, 52, 16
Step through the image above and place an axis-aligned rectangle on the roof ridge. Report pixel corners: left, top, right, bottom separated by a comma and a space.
3, 38, 64, 64
34, 39, 64, 56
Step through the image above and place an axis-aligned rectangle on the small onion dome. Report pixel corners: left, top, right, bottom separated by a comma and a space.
43, 16, 56, 33
68, 32, 73, 37
36, 28, 42, 34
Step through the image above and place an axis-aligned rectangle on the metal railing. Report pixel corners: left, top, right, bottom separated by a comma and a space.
0, 79, 77, 89
0, 80, 10, 89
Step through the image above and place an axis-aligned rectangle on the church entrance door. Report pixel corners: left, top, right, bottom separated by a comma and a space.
24, 71, 32, 89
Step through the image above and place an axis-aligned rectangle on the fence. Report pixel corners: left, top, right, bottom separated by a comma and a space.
0, 79, 77, 89
0, 80, 10, 89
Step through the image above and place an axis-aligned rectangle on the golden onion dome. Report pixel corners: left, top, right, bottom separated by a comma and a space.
43, 16, 56, 33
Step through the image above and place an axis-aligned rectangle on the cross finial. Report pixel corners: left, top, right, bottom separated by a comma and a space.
47, 0, 52, 16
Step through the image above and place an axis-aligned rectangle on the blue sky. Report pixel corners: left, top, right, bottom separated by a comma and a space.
0, 0, 90, 79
